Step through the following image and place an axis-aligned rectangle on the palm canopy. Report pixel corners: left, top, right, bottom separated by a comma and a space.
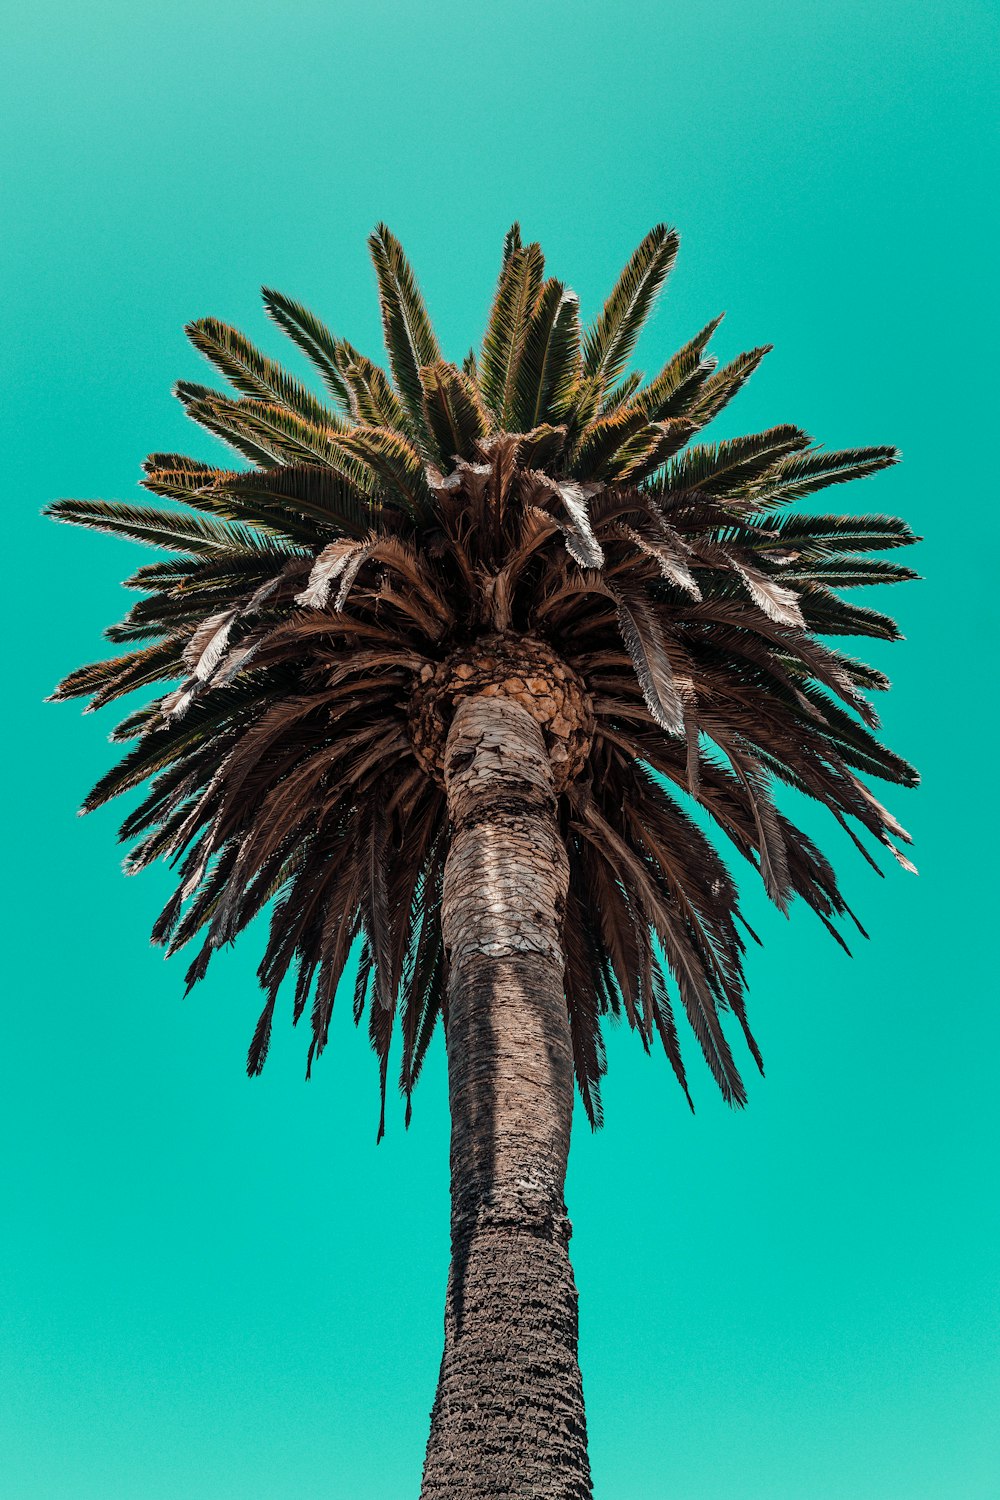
48, 222, 917, 1131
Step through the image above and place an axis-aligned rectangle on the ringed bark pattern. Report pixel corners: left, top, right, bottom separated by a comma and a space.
420, 694, 591, 1499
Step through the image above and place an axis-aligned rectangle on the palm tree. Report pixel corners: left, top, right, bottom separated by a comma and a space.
47, 221, 917, 1498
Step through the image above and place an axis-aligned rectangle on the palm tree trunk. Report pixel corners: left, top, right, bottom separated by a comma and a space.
420, 693, 592, 1500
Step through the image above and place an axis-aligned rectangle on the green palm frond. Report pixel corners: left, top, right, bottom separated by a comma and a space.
629, 315, 725, 420
332, 427, 433, 522
479, 240, 545, 428
501, 222, 523, 267
600, 371, 644, 413
48, 639, 184, 705
183, 394, 347, 469
755, 511, 918, 557
121, 553, 282, 594
81, 688, 268, 814
661, 426, 810, 498
687, 345, 772, 427
45, 498, 277, 555
336, 341, 408, 430
611, 419, 695, 485
582, 224, 679, 391
556, 372, 605, 444
203, 465, 379, 538
173, 482, 317, 546
570, 406, 653, 478
141, 454, 227, 500
513, 424, 568, 470
185, 318, 344, 430
752, 445, 900, 507
783, 556, 919, 588
84, 639, 187, 709
670, 312, 725, 363
261, 287, 352, 412
799, 586, 902, 641
509, 280, 582, 432
174, 385, 278, 466
368, 224, 443, 448
419, 362, 489, 464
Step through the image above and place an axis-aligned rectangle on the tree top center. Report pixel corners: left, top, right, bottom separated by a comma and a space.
408, 633, 595, 791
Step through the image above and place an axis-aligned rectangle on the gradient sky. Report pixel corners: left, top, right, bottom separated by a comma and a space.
4, 2, 998, 1496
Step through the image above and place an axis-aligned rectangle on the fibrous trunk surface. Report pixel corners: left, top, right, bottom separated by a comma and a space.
420, 693, 592, 1499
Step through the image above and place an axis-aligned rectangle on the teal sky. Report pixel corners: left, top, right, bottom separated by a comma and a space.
4, 2, 997, 1496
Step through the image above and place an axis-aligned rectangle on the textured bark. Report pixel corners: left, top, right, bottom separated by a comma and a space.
420, 694, 592, 1500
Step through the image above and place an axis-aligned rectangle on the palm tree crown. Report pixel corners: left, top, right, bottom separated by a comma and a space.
48, 222, 918, 1132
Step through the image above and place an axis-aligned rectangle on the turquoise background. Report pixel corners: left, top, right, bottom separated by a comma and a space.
4, 2, 997, 1496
